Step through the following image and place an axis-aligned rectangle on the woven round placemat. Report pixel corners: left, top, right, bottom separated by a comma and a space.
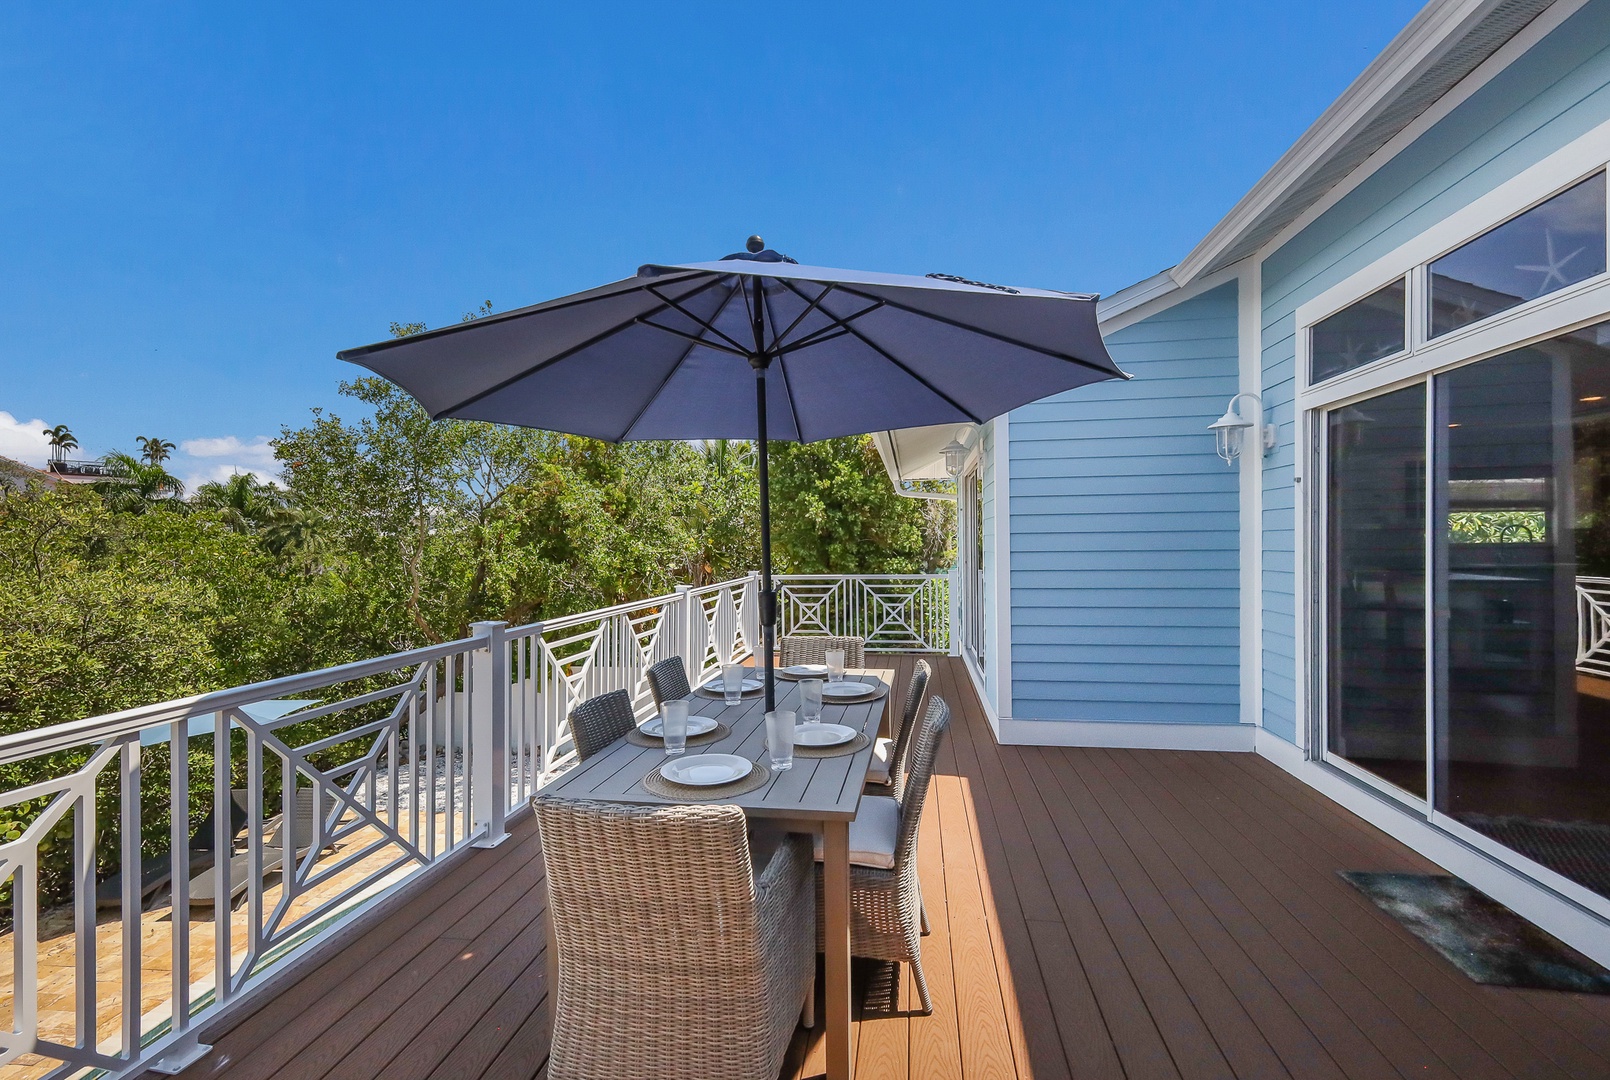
789, 730, 870, 759
624, 720, 733, 748
642, 757, 771, 801
818, 678, 889, 705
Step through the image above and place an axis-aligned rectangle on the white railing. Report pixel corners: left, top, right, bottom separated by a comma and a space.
1577, 576, 1610, 677
775, 574, 951, 653
0, 571, 940, 1079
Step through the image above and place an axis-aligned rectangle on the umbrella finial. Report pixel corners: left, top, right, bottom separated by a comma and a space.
746, 235, 764, 253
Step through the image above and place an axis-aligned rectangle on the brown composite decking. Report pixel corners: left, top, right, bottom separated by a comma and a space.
152, 654, 1610, 1080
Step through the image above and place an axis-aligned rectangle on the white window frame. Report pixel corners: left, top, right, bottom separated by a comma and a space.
1292, 118, 1610, 923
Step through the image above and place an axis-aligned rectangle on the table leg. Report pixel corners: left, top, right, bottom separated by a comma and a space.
822, 818, 853, 1080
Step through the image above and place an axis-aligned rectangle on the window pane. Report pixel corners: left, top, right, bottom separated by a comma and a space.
1327, 383, 1427, 797
1430, 172, 1607, 338
1311, 280, 1406, 383
1435, 321, 1610, 900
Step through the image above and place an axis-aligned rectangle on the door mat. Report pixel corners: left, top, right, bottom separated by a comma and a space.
1340, 871, 1610, 993
1457, 814, 1610, 899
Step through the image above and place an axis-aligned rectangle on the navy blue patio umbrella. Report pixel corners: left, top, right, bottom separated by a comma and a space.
338, 238, 1126, 709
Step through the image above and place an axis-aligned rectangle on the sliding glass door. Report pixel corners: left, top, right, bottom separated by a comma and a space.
1326, 384, 1428, 797
1322, 321, 1610, 903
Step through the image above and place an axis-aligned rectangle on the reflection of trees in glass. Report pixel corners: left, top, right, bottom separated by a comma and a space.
1449, 511, 1547, 544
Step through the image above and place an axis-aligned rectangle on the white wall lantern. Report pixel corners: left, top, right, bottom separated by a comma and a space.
941, 437, 969, 478
1209, 392, 1276, 465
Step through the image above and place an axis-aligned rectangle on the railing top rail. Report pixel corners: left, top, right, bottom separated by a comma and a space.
774, 573, 947, 580
0, 635, 477, 765
521, 588, 686, 635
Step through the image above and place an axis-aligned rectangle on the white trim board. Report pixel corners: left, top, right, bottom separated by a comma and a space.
960, 647, 1003, 742
1238, 258, 1265, 728
989, 413, 1013, 722
1254, 732, 1610, 967
997, 718, 1256, 752
1098, 263, 1241, 337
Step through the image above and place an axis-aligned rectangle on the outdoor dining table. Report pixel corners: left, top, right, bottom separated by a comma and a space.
538, 665, 894, 1080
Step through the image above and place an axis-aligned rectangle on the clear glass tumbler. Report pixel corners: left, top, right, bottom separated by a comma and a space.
661, 699, 688, 756
800, 679, 824, 723
765, 708, 796, 771
721, 663, 745, 704
825, 649, 846, 683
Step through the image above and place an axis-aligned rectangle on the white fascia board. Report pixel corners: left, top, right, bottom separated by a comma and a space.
1173, 0, 1511, 287
1095, 269, 1181, 328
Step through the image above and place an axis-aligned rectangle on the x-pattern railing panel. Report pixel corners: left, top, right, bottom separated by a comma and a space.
775, 574, 950, 653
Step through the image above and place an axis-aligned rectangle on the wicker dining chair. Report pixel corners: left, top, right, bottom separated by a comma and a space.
866, 658, 931, 789
814, 696, 951, 1014
534, 797, 816, 1080
567, 689, 636, 762
778, 634, 865, 668
644, 655, 692, 712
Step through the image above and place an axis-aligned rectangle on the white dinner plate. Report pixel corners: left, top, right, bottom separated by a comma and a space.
639, 714, 718, 738
793, 723, 857, 747
660, 753, 753, 787
821, 681, 874, 699
783, 664, 830, 677
702, 677, 763, 693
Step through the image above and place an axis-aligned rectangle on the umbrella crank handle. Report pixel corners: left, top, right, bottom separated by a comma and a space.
760, 588, 778, 628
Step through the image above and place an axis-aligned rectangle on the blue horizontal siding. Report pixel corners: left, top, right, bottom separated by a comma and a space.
1256, 1, 1610, 747
1008, 281, 1241, 725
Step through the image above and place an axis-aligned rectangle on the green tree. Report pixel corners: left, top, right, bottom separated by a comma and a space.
767, 435, 954, 573
45, 424, 77, 459
192, 472, 285, 534
95, 451, 185, 513
136, 436, 176, 466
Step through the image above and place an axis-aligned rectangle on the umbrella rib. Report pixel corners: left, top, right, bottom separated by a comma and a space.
758, 284, 804, 442
822, 281, 1123, 377
645, 282, 751, 355
621, 282, 749, 440
633, 317, 749, 357
429, 275, 731, 417
771, 282, 837, 349
777, 305, 881, 353
773, 278, 985, 423
337, 269, 709, 360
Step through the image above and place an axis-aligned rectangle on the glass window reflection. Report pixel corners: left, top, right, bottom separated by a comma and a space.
1311, 279, 1407, 384
1430, 172, 1607, 338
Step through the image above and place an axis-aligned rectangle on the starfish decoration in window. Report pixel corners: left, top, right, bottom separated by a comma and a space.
1517, 228, 1585, 296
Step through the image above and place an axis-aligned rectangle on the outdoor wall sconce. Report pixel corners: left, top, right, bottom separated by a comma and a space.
941, 437, 969, 478
1209, 392, 1277, 465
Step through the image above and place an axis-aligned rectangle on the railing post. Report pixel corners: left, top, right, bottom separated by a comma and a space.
940, 569, 953, 653
470, 621, 510, 848
674, 585, 698, 677
743, 571, 762, 659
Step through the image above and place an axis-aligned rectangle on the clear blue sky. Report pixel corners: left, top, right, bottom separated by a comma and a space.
0, 1, 1424, 484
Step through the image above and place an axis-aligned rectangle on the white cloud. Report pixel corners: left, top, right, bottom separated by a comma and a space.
180, 435, 277, 464
0, 412, 53, 468
176, 435, 280, 491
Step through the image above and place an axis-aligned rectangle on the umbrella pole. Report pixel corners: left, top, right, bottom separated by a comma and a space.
754, 360, 777, 712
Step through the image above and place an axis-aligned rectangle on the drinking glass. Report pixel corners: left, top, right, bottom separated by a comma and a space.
800, 679, 824, 724
765, 709, 796, 771
721, 663, 745, 704
661, 699, 688, 756
825, 649, 846, 683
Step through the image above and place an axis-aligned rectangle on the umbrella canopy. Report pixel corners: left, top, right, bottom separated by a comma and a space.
338, 240, 1126, 707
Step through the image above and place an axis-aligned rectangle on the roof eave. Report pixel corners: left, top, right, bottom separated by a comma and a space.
1173, 0, 1516, 286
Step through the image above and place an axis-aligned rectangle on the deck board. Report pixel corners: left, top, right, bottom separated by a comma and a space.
147, 654, 1610, 1080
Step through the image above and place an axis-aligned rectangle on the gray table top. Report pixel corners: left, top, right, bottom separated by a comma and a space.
537, 667, 892, 822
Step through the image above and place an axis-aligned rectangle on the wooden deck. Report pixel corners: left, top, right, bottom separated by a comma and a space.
152, 655, 1610, 1080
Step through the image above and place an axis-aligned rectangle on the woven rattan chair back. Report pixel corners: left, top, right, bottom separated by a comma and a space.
534, 797, 814, 1080
644, 656, 692, 711
567, 689, 636, 762
778, 634, 865, 668
894, 696, 951, 867
888, 659, 932, 796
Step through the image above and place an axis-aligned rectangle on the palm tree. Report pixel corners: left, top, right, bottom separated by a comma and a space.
191, 472, 284, 533
95, 451, 185, 513
45, 424, 77, 463
136, 437, 176, 466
